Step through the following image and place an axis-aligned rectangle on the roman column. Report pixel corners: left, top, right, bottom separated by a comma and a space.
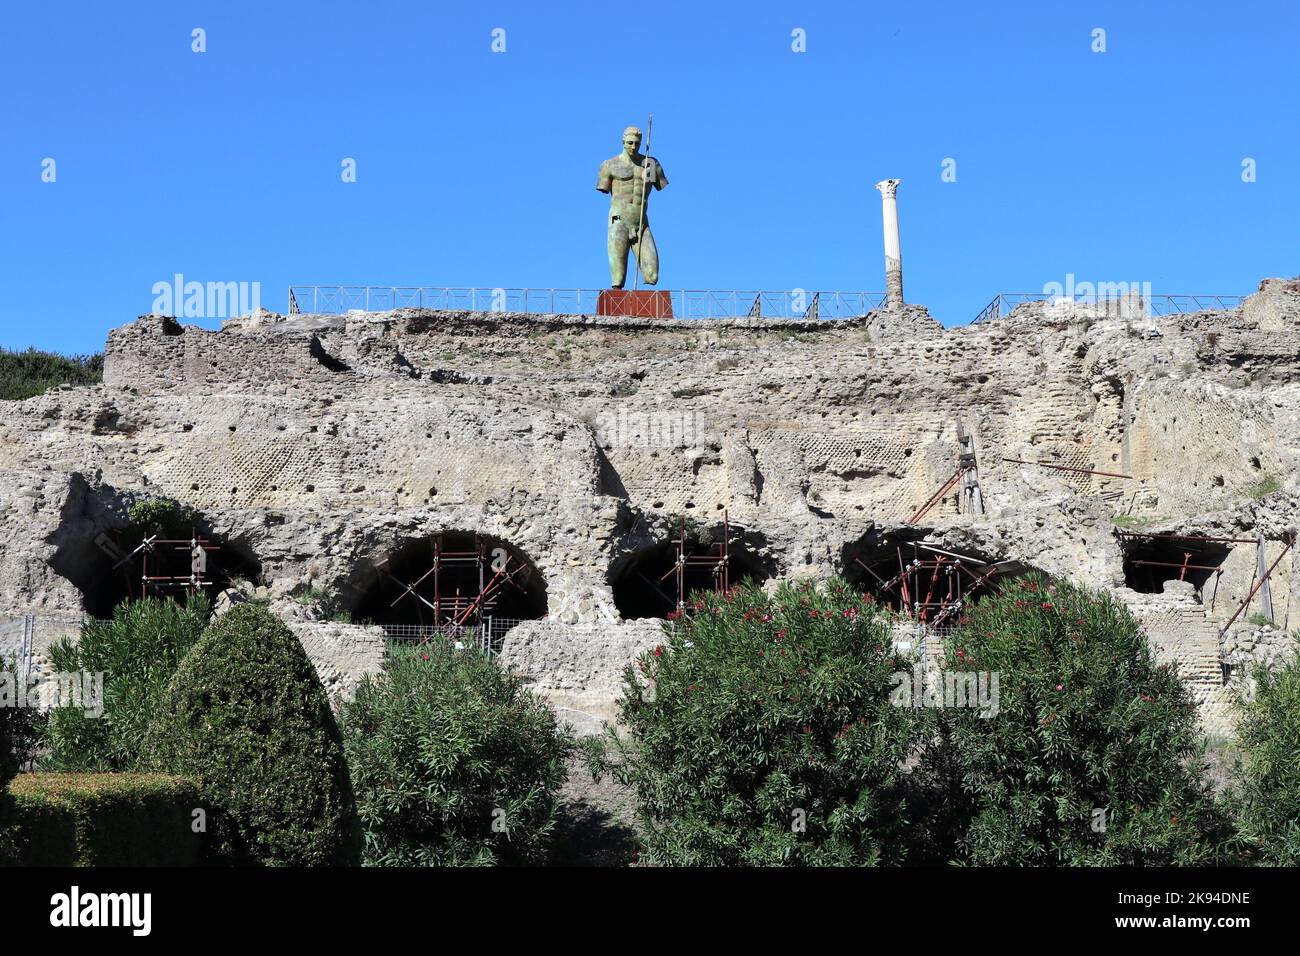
875, 179, 903, 308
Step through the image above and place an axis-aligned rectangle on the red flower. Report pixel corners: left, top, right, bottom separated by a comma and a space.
653, 645, 663, 657
1041, 601, 1053, 610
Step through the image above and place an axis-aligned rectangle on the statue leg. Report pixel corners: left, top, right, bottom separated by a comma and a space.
634, 224, 660, 286
607, 218, 630, 289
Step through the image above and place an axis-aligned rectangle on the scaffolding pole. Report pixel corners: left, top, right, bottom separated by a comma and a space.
1220, 536, 1294, 638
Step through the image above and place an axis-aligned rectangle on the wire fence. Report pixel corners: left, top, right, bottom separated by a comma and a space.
379, 617, 530, 656
287, 286, 889, 321
972, 292, 1245, 324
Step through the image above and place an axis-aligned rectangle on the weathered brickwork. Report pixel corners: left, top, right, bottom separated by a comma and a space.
4, 280, 1299, 733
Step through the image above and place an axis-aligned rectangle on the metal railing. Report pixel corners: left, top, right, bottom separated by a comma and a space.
379, 617, 529, 656
972, 292, 1245, 324
287, 286, 889, 320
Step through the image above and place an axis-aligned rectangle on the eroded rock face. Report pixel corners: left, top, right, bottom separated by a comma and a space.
4, 281, 1300, 735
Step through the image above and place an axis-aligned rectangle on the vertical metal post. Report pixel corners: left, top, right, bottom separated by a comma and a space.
1256, 533, 1275, 624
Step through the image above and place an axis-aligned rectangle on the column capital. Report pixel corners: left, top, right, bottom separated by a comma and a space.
875, 178, 901, 197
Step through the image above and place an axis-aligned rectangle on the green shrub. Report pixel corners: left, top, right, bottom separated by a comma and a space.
342, 640, 572, 866
125, 497, 202, 551
921, 576, 1234, 865
587, 579, 923, 866
0, 347, 102, 401
0, 656, 46, 775
1231, 652, 1300, 864
148, 605, 361, 866
1, 663, 21, 791
44, 595, 209, 772
1, 773, 202, 866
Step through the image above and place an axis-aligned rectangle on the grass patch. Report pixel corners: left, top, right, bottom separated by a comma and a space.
1112, 513, 1166, 529
1247, 475, 1282, 500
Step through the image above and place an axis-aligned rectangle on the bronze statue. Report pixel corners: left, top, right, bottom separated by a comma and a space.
597, 125, 668, 288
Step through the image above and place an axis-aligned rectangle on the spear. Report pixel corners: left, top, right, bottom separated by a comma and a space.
633, 113, 653, 290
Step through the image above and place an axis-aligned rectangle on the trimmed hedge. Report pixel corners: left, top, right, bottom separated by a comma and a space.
148, 605, 362, 866
0, 773, 202, 866
343, 639, 572, 866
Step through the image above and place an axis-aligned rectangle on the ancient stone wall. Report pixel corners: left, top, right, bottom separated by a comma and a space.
4, 280, 1299, 733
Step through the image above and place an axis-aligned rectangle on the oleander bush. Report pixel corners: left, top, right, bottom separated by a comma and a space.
44, 595, 210, 772
342, 639, 572, 866
585, 578, 925, 865
0, 773, 202, 866
1230, 651, 1300, 865
148, 604, 361, 866
917, 576, 1236, 865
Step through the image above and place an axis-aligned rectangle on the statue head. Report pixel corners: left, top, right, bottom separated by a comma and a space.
622, 126, 642, 156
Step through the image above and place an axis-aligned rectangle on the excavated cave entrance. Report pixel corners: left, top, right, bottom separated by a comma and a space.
52, 525, 262, 619
841, 534, 1029, 621
347, 531, 547, 632
609, 526, 773, 620
1120, 534, 1231, 596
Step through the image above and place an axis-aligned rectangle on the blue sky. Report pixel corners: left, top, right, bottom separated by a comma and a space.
1, 0, 1296, 354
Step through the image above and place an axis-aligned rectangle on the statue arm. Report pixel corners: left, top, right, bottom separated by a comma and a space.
596, 161, 613, 193
652, 159, 668, 190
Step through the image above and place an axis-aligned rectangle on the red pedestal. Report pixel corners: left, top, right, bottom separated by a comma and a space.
597, 289, 674, 318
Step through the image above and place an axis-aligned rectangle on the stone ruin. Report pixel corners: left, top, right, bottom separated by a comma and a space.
3, 277, 1300, 737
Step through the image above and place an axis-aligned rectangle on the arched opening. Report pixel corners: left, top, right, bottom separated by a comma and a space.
51, 521, 262, 618
609, 519, 773, 620
1120, 533, 1231, 596
347, 532, 547, 648
841, 533, 1029, 625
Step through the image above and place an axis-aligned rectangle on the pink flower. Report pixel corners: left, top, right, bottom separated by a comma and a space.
1055, 684, 1064, 691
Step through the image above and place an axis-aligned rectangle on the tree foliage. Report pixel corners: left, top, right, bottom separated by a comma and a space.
343, 639, 572, 866
920, 576, 1234, 865
45, 595, 210, 772
588, 578, 923, 865
1231, 650, 1300, 864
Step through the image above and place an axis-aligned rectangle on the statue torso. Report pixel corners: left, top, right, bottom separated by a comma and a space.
600, 153, 665, 220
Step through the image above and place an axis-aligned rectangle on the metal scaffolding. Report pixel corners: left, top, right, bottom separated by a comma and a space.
378, 533, 535, 643
854, 542, 1017, 627
111, 532, 221, 600
661, 512, 732, 614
